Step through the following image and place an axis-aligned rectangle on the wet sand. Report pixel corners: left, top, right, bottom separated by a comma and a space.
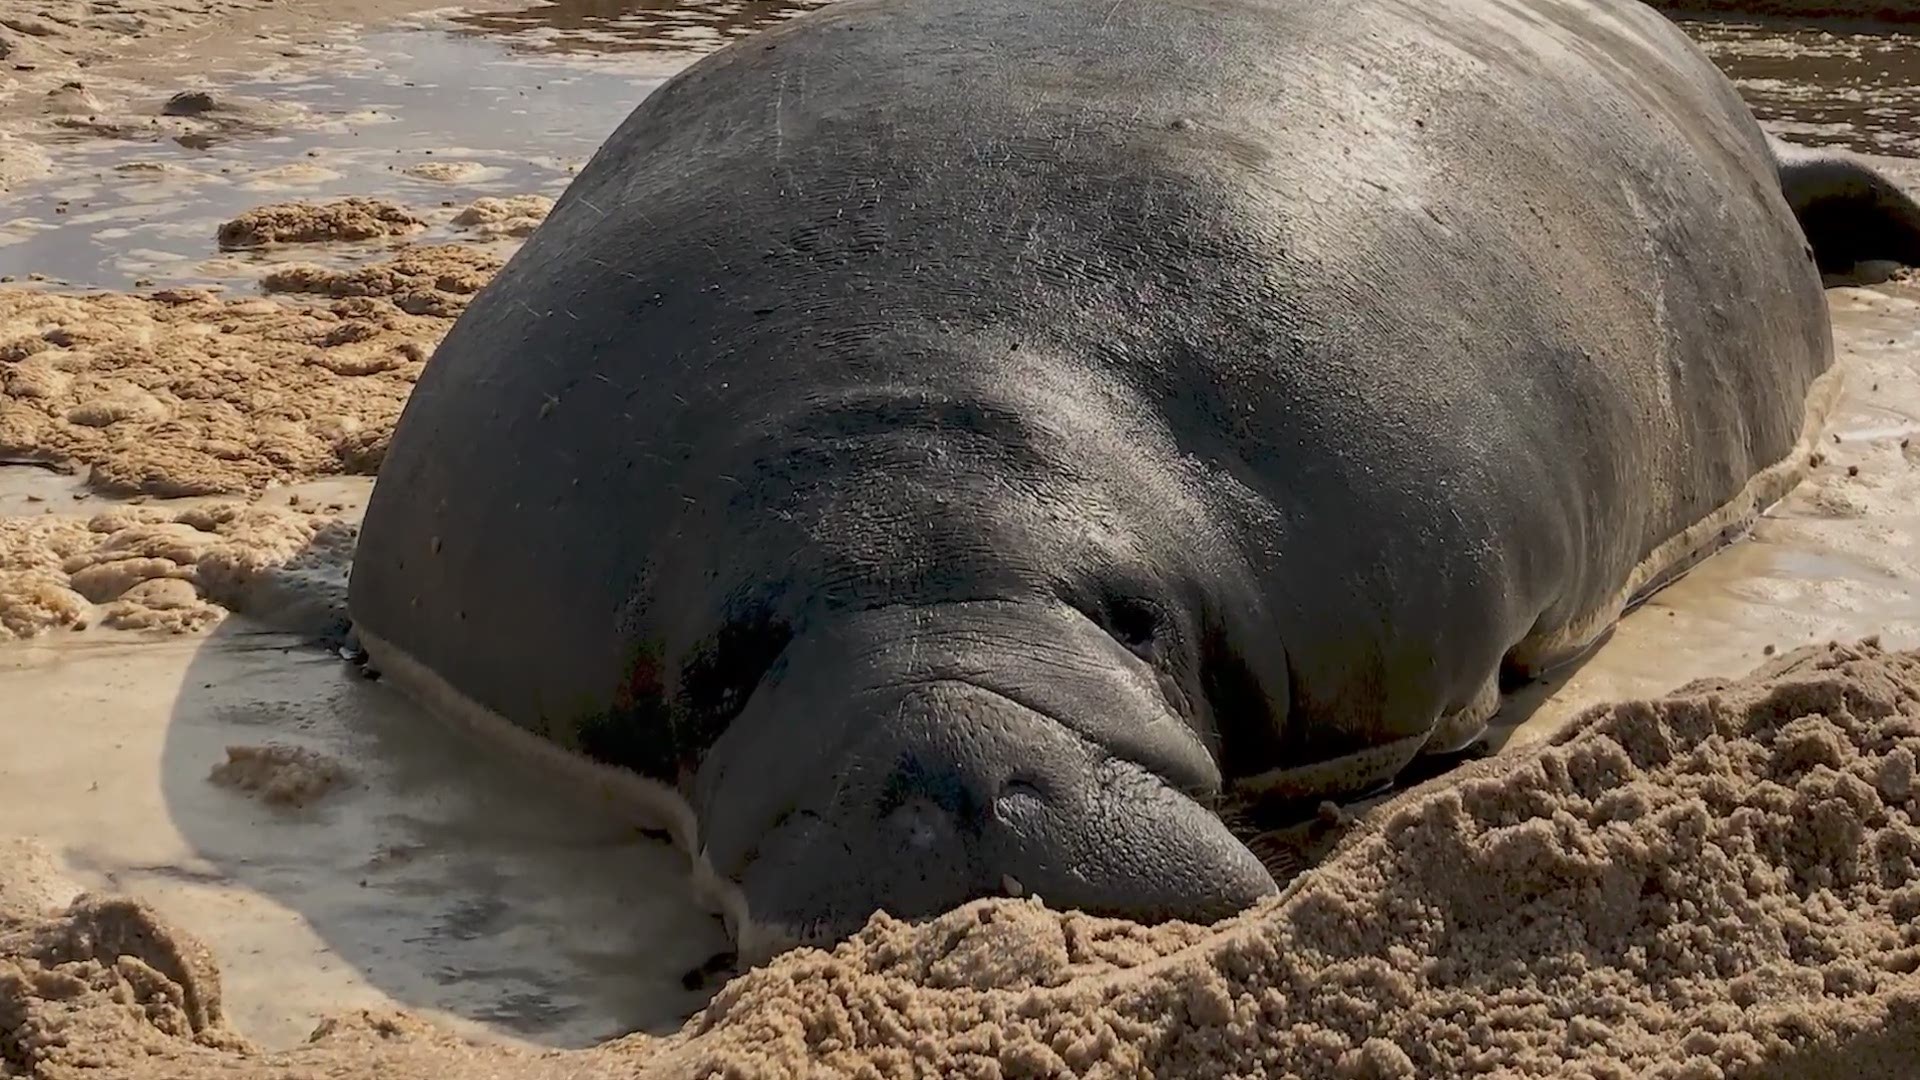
9, 639, 1920, 1076
4, 1, 1920, 1076
1499, 280, 1920, 749
3, 622, 726, 1051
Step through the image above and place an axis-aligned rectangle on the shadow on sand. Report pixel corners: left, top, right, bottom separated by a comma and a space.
155, 554, 728, 1050
150, 515, 1623, 1048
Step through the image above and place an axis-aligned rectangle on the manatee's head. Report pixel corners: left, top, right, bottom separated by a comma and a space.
616, 344, 1305, 958
690, 597, 1278, 960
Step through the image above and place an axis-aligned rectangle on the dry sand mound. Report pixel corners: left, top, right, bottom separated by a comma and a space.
0, 243, 496, 498
207, 743, 351, 807
450, 195, 554, 239
215, 199, 424, 249
0, 502, 354, 641
4, 639, 1915, 1078
260, 243, 500, 318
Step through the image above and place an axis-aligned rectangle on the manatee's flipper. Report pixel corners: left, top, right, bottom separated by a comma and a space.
1769, 135, 1920, 272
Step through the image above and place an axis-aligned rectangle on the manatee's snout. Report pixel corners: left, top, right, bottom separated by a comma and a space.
692, 604, 1277, 959
732, 681, 1275, 957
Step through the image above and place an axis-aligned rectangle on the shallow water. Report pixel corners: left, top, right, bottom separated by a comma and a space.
5, 0, 1920, 1056
4, 10, 1920, 291
4, 620, 729, 1049
0, 29, 659, 289
448, 0, 832, 55
1678, 15, 1920, 157
0, 1, 842, 292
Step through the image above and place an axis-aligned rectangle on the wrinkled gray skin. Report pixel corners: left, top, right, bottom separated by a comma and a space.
348, 0, 1920, 953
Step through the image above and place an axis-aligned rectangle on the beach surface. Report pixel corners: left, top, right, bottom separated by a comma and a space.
4, 2, 1920, 1076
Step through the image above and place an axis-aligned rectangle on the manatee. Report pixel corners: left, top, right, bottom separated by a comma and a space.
347, 0, 1920, 957
1769, 134, 1920, 273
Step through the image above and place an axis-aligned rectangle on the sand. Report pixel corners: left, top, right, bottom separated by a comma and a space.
3, 0, 1920, 1075
450, 194, 555, 239
4, 639, 1917, 1078
0, 1, 287, 189
215, 199, 425, 249
0, 242, 491, 500
206, 743, 351, 807
0, 0, 542, 192
0, 500, 357, 642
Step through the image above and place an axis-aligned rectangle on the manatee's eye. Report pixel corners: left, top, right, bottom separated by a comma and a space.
998, 776, 1048, 803
1101, 595, 1165, 658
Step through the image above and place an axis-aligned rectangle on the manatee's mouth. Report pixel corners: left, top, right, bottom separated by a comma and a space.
694, 650, 1277, 962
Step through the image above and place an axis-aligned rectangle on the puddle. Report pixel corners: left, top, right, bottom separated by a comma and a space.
1828, 398, 1920, 443
0, 1, 845, 292
0, 460, 91, 517
1678, 16, 1920, 156
448, 0, 833, 56
3, 621, 728, 1050
0, 28, 668, 290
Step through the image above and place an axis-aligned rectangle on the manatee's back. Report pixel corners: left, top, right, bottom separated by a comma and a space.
348, 0, 1831, 772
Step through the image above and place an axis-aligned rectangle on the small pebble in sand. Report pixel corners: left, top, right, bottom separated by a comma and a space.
1848, 464, 1861, 477
43, 80, 103, 115
161, 89, 215, 116
208, 743, 349, 807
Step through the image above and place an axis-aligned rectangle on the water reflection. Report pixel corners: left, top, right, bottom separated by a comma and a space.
441, 6, 1920, 156
1678, 16, 1920, 157
449, 0, 837, 55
